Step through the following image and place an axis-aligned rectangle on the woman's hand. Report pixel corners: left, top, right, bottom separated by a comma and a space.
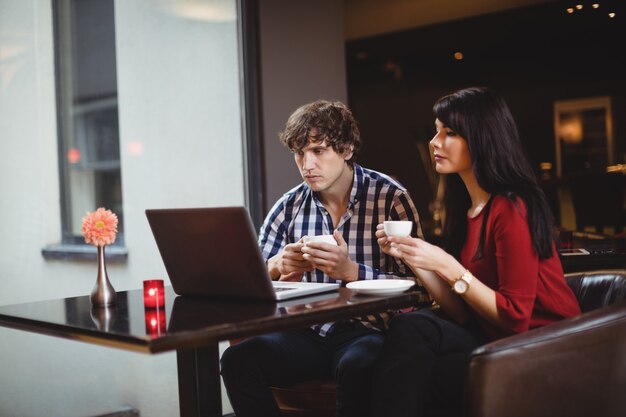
376, 224, 451, 276
379, 234, 469, 323
380, 229, 502, 328
386, 236, 458, 283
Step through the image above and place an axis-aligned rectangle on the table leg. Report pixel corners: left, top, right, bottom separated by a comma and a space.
176, 345, 222, 417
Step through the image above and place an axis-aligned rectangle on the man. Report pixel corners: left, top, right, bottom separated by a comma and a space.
220, 100, 427, 417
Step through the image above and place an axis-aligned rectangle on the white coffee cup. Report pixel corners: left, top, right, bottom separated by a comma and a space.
303, 234, 338, 246
383, 221, 412, 237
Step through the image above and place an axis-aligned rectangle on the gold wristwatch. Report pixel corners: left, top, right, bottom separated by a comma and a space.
452, 270, 473, 295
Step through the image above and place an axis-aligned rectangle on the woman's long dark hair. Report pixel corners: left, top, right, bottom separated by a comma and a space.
434, 87, 556, 260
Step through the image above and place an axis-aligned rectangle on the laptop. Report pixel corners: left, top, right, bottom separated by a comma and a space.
145, 206, 340, 301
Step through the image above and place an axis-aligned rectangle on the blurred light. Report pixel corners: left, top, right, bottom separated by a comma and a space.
383, 61, 403, 80
127, 140, 144, 156
608, 12, 616, 18
167, 0, 235, 22
67, 148, 81, 164
559, 117, 583, 144
454, 51, 464, 60
540, 162, 553, 181
1, 44, 28, 91
592, 4, 600, 9
576, 4, 583, 10
0, 45, 26, 61
606, 164, 626, 174
567, 7, 574, 13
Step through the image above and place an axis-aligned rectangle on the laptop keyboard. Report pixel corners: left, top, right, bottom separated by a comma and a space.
274, 286, 296, 292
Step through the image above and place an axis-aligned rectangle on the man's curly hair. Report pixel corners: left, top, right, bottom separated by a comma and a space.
279, 100, 361, 166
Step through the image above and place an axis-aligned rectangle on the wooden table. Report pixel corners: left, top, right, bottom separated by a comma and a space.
0, 286, 425, 417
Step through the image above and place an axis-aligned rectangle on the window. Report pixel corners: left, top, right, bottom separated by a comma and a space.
53, 0, 124, 247
554, 96, 613, 177
41, 0, 260, 262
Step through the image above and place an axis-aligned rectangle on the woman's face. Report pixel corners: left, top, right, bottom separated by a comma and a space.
430, 118, 473, 175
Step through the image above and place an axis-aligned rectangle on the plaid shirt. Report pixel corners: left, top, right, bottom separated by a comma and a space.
259, 164, 429, 335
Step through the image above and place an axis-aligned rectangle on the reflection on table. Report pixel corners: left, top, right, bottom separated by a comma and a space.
559, 232, 626, 273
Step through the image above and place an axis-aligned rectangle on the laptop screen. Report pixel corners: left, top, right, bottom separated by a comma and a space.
146, 206, 279, 301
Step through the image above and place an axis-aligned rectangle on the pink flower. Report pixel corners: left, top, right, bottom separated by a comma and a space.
81, 208, 118, 247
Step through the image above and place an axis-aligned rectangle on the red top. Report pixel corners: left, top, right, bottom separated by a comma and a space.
460, 195, 580, 340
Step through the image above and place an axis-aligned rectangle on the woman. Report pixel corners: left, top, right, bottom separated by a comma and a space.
372, 87, 580, 417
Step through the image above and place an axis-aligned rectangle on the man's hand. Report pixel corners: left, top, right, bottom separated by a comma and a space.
267, 240, 313, 280
300, 230, 359, 282
278, 271, 306, 282
375, 223, 395, 257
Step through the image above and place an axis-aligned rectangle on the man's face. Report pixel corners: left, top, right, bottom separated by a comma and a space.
294, 132, 353, 194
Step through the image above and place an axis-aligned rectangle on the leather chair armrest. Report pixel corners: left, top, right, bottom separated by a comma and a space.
466, 302, 626, 417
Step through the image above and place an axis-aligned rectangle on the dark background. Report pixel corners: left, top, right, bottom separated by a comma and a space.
346, 0, 626, 238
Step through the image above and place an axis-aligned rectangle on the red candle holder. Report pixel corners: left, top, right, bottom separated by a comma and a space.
143, 279, 165, 308
144, 307, 167, 336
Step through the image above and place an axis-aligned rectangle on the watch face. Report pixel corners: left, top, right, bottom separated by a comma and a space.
453, 279, 468, 294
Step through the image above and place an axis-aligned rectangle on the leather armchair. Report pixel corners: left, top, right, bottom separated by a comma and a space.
467, 269, 626, 417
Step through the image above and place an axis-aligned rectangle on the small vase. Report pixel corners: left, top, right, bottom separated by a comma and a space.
90, 245, 117, 306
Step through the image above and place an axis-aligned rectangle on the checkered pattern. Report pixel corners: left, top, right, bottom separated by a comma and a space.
259, 164, 429, 335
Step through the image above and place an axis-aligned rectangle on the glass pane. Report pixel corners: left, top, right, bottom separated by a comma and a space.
55, 0, 123, 241
559, 108, 608, 176
555, 97, 612, 178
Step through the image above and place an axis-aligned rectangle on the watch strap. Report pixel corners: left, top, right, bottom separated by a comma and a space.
458, 270, 473, 286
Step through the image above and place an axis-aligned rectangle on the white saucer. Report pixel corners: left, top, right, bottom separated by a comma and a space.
346, 279, 415, 296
